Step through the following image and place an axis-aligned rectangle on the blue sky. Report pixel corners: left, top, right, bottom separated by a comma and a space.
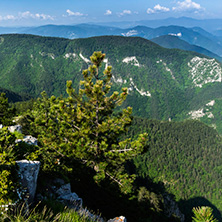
0, 0, 221, 26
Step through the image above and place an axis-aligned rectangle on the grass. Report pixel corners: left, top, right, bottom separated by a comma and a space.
0, 201, 102, 222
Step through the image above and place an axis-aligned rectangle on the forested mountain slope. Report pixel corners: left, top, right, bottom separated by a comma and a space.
1, 34, 222, 133
130, 118, 222, 221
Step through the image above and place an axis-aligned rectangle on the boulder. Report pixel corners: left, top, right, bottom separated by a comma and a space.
56, 183, 72, 196
8, 124, 22, 133
16, 135, 38, 146
23, 135, 38, 146
58, 192, 83, 209
16, 160, 40, 203
107, 216, 127, 222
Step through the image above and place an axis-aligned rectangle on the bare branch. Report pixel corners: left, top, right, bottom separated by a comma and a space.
109, 148, 133, 153
105, 171, 123, 187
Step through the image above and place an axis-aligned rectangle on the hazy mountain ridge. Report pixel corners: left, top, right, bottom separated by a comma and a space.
96, 17, 222, 32
0, 22, 221, 58
22, 24, 222, 57
151, 35, 222, 61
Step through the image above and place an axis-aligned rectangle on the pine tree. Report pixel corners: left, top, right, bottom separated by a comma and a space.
32, 51, 147, 193
192, 206, 218, 222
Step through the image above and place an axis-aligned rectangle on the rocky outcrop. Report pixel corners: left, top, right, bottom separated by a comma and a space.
163, 194, 185, 222
16, 160, 40, 203
16, 135, 38, 146
55, 183, 83, 209
58, 192, 83, 210
8, 124, 22, 133
5, 123, 38, 146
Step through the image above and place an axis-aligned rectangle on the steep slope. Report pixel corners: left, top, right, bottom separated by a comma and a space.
151, 35, 222, 61
1, 34, 222, 132
130, 118, 222, 221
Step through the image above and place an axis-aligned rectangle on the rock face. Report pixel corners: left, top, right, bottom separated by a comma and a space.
163, 194, 185, 222
16, 160, 40, 203
107, 216, 127, 222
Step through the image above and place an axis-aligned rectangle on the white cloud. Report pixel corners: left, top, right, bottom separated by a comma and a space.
0, 15, 16, 21
154, 4, 170, 12
105, 10, 112, 15
147, 4, 170, 14
66, 9, 84, 16
19, 11, 54, 20
118, 9, 132, 16
147, 8, 155, 14
172, 0, 204, 12
122, 10, 132, 15
0, 11, 54, 21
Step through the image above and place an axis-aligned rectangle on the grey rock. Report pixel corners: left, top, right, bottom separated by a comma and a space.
163, 194, 185, 222
58, 192, 83, 209
16, 135, 38, 146
56, 183, 72, 196
16, 160, 40, 203
107, 216, 127, 222
23, 135, 38, 145
8, 124, 22, 133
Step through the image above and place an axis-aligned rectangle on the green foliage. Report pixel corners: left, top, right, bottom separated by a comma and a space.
0, 93, 15, 126
129, 117, 222, 218
137, 187, 163, 212
0, 127, 18, 205
192, 206, 218, 222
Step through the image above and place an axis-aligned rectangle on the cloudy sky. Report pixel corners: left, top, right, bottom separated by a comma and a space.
0, 0, 221, 26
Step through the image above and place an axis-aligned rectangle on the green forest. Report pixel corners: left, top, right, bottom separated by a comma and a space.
1, 51, 221, 222
2, 34, 222, 134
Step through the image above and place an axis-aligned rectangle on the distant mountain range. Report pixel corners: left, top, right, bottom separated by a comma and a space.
1, 22, 222, 59
96, 17, 222, 33
151, 35, 222, 62
1, 34, 222, 134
